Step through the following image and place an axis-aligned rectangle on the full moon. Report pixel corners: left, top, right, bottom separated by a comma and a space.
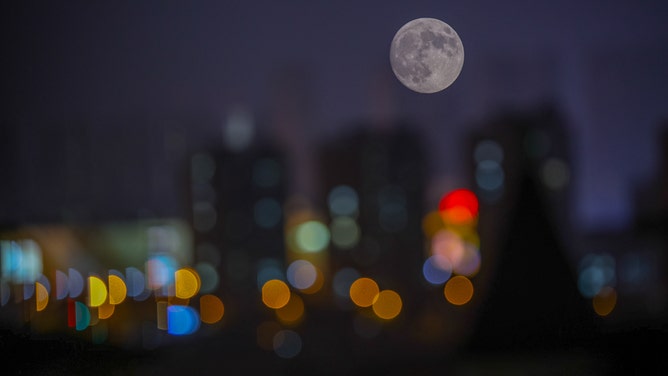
390, 18, 464, 94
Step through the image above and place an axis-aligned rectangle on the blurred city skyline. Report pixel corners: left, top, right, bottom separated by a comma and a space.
2, 0, 668, 232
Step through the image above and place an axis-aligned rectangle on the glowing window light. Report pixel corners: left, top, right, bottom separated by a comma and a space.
328, 185, 359, 217
349, 277, 380, 308
275, 293, 304, 326
175, 268, 201, 299
55, 270, 69, 300
108, 273, 127, 305
146, 255, 177, 291
422, 210, 445, 239
257, 321, 282, 351
593, 286, 617, 317
262, 279, 291, 309
422, 255, 453, 285
253, 158, 281, 188
541, 158, 570, 190
75, 301, 91, 331
286, 260, 317, 290
254, 197, 282, 229
438, 189, 479, 225
195, 262, 219, 294
372, 290, 402, 320
273, 330, 302, 359
98, 302, 115, 319
200, 294, 225, 324
474, 140, 504, 164
68, 268, 84, 298
295, 221, 330, 253
35, 282, 49, 312
257, 258, 285, 291
0, 281, 9, 306
125, 267, 145, 298
330, 216, 361, 249
167, 305, 200, 335
452, 245, 481, 277
88, 276, 108, 307
333, 267, 360, 298
444, 276, 474, 306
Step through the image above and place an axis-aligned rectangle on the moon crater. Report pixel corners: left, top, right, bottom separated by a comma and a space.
390, 18, 464, 93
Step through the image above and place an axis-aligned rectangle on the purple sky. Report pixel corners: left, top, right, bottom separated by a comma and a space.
2, 0, 668, 231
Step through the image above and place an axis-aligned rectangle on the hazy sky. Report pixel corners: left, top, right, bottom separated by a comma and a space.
2, 0, 668, 231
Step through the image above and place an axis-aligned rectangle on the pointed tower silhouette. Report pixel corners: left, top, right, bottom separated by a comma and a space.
465, 168, 596, 353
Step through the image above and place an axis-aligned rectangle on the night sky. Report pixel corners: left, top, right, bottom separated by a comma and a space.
2, 0, 668, 230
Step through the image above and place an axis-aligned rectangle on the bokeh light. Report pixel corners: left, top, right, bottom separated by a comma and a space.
273, 330, 302, 359
438, 189, 479, 225
593, 286, 617, 317
349, 277, 380, 308
372, 290, 402, 320
175, 267, 201, 299
330, 216, 361, 249
75, 301, 90, 331
146, 255, 177, 291
422, 210, 445, 239
194, 262, 219, 294
328, 185, 359, 217
167, 305, 200, 335
444, 276, 474, 305
68, 268, 84, 298
108, 273, 127, 305
88, 276, 108, 308
262, 279, 291, 309
541, 157, 570, 190
422, 255, 453, 285
98, 302, 115, 319
275, 293, 305, 326
254, 197, 283, 229
125, 267, 146, 298
35, 281, 48, 312
55, 270, 69, 300
578, 253, 616, 298
257, 258, 285, 291
199, 294, 225, 324
295, 221, 330, 253
286, 260, 317, 290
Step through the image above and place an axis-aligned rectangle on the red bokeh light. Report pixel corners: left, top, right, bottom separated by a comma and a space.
438, 189, 479, 225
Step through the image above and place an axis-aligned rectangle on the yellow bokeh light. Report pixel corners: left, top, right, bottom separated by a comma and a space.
35, 282, 48, 312
200, 294, 225, 324
593, 286, 617, 317
108, 275, 127, 305
88, 276, 108, 307
349, 277, 380, 308
444, 276, 474, 306
372, 290, 402, 320
262, 279, 291, 309
175, 268, 201, 299
98, 302, 115, 319
275, 293, 304, 325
